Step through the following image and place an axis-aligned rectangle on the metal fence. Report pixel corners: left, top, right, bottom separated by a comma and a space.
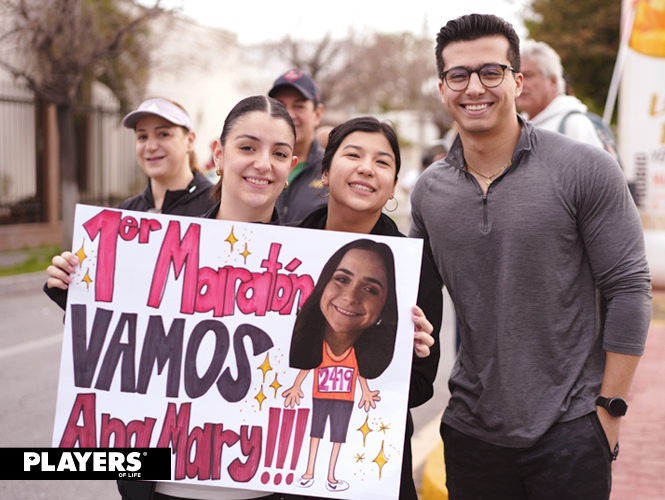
75, 92, 142, 209
0, 80, 142, 225
0, 80, 38, 224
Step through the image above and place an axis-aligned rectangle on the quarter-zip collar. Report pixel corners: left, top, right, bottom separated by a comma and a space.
446, 114, 533, 182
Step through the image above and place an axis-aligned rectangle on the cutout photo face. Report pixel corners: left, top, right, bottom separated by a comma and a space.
319, 248, 389, 339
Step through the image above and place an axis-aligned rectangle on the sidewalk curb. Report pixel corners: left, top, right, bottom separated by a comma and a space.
420, 441, 448, 500
0, 271, 46, 296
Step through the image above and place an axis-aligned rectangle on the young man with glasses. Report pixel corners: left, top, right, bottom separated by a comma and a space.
410, 13, 651, 500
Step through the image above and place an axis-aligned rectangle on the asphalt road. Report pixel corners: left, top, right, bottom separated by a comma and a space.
0, 282, 455, 499
0, 285, 119, 499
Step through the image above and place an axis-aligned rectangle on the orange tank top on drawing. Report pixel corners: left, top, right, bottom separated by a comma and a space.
312, 341, 359, 401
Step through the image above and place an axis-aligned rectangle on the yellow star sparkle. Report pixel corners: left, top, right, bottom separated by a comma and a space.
225, 226, 238, 251
75, 240, 87, 264
357, 415, 372, 447
81, 269, 93, 290
254, 385, 267, 411
241, 243, 251, 264
257, 353, 272, 383
269, 374, 282, 397
354, 453, 365, 463
378, 422, 391, 434
372, 441, 389, 479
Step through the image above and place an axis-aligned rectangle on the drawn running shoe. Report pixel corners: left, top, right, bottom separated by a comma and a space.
326, 479, 349, 492
297, 476, 314, 488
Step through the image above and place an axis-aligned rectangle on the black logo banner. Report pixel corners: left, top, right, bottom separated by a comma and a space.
3, 448, 171, 480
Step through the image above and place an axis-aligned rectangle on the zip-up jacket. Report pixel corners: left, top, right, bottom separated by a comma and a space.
275, 138, 327, 224
118, 171, 214, 215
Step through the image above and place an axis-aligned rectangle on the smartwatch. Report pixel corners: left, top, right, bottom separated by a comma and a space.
596, 396, 628, 417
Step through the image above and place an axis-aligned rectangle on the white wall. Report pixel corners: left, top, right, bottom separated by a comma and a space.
0, 79, 36, 207
143, 16, 249, 166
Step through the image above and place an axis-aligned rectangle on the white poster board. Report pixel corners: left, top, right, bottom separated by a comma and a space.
52, 205, 423, 500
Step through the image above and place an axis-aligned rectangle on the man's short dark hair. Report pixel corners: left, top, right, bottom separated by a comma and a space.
435, 13, 521, 79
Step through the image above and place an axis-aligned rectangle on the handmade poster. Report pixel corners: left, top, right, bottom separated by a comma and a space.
52, 204, 424, 500
619, 0, 665, 227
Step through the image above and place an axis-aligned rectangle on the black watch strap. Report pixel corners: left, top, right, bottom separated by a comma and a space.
596, 396, 628, 417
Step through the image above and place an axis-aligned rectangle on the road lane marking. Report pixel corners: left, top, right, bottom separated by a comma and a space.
0, 333, 62, 360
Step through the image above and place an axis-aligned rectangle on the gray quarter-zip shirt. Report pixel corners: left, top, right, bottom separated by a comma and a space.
409, 117, 651, 447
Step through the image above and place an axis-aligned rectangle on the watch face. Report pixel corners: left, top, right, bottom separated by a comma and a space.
608, 397, 628, 416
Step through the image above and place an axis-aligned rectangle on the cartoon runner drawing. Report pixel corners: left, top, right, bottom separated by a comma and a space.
283, 239, 398, 493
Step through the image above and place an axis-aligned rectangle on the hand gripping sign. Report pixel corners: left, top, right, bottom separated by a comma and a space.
52, 205, 423, 500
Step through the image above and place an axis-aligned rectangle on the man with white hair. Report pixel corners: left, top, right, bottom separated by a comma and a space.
516, 40, 604, 148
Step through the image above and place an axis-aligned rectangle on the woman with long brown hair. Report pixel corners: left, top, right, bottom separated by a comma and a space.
294, 116, 443, 499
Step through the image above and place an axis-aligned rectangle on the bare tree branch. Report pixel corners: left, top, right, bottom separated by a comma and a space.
264, 30, 452, 136
0, 0, 168, 248
0, 0, 165, 105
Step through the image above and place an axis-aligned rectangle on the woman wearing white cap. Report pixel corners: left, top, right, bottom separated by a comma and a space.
119, 98, 214, 215
45, 98, 214, 309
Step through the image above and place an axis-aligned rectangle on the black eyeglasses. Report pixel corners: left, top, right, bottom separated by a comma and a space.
441, 63, 516, 91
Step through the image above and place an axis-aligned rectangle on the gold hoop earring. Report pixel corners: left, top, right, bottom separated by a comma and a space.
316, 182, 329, 199
384, 196, 398, 212
284, 180, 289, 191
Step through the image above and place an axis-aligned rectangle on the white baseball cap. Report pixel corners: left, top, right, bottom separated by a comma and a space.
122, 98, 193, 131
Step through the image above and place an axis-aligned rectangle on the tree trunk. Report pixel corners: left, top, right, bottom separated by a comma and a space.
57, 103, 79, 251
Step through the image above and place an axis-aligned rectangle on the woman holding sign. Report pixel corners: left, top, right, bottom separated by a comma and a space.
290, 117, 443, 500
46, 95, 306, 500
143, 95, 301, 500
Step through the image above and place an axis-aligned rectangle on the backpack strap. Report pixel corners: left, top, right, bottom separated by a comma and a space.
557, 110, 585, 134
